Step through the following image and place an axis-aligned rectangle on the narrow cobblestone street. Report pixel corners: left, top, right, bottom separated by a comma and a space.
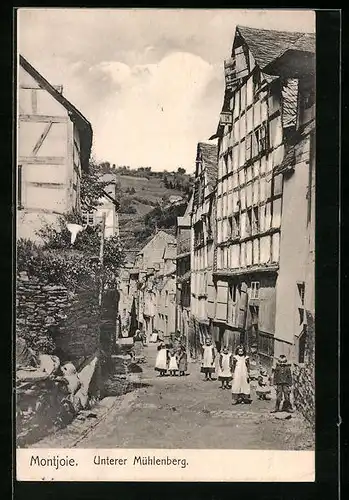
34, 344, 314, 450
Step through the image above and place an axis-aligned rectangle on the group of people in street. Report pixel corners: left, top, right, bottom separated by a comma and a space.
201, 339, 252, 404
154, 343, 188, 377
201, 338, 294, 411
153, 335, 293, 413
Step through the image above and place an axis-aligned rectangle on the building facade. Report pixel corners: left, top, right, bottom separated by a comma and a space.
190, 143, 218, 355
176, 196, 193, 351
264, 34, 316, 364
17, 55, 92, 241
82, 173, 120, 238
117, 230, 177, 343
211, 26, 315, 367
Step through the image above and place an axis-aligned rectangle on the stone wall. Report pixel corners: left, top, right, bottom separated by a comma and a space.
292, 310, 315, 427
16, 273, 100, 361
293, 361, 315, 427
16, 275, 69, 354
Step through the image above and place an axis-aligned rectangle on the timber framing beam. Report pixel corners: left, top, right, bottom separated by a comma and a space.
19, 156, 66, 165
19, 114, 68, 123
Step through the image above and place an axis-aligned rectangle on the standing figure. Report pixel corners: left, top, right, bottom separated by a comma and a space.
271, 354, 293, 413
231, 345, 251, 404
256, 368, 272, 400
218, 346, 233, 389
168, 348, 179, 376
154, 343, 168, 376
133, 329, 144, 359
201, 338, 216, 381
177, 345, 188, 376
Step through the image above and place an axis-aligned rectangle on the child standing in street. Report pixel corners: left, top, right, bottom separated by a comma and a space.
231, 345, 252, 404
218, 346, 233, 389
201, 338, 216, 381
256, 367, 272, 400
271, 354, 293, 413
168, 348, 179, 376
154, 343, 168, 376
177, 345, 188, 376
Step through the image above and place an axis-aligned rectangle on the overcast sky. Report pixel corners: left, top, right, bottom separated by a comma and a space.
18, 9, 315, 172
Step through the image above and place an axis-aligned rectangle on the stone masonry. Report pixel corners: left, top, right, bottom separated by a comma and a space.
16, 274, 100, 361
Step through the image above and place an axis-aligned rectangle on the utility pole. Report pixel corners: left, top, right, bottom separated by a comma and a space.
98, 212, 106, 306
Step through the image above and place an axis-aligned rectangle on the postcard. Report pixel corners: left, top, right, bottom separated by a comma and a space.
16, 8, 315, 482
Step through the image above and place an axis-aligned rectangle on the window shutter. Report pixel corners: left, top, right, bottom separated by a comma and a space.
215, 282, 228, 321
237, 282, 248, 329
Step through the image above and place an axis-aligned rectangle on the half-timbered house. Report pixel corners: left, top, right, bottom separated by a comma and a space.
17, 55, 92, 241
190, 142, 218, 351
211, 26, 315, 366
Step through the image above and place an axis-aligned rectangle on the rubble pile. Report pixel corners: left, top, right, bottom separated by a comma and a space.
16, 337, 101, 447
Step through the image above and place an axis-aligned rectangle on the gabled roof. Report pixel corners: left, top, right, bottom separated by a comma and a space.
263, 32, 315, 78
288, 32, 315, 54
19, 55, 92, 172
138, 230, 176, 255
235, 25, 310, 70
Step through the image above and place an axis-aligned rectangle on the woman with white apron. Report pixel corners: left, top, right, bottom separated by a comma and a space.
231, 345, 251, 404
155, 343, 168, 376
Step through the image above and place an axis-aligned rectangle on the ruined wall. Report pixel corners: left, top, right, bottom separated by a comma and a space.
16, 274, 100, 361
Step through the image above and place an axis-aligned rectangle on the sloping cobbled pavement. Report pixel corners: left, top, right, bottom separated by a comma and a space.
31, 344, 314, 450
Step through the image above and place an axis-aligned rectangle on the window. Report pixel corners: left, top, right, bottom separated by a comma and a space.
224, 154, 229, 176
228, 216, 233, 240
234, 90, 240, 119
298, 325, 307, 363
253, 238, 260, 265
253, 70, 261, 95
246, 107, 253, 132
194, 221, 204, 247
239, 168, 245, 186
246, 165, 252, 183
246, 183, 252, 207
246, 208, 252, 236
232, 146, 239, 171
228, 284, 238, 324
228, 151, 233, 173
297, 282, 305, 306
254, 124, 268, 154
253, 180, 260, 204
251, 281, 260, 299
273, 174, 283, 196
82, 211, 95, 226
231, 213, 240, 239
252, 207, 259, 234
17, 165, 23, 210
245, 133, 252, 161
272, 198, 282, 228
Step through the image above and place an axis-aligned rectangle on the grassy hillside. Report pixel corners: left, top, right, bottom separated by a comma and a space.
97, 165, 192, 261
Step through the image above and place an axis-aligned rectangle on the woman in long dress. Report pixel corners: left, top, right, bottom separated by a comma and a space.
231, 345, 251, 404
168, 348, 178, 376
177, 345, 188, 376
201, 339, 216, 381
218, 346, 233, 389
155, 343, 168, 376
133, 329, 144, 359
